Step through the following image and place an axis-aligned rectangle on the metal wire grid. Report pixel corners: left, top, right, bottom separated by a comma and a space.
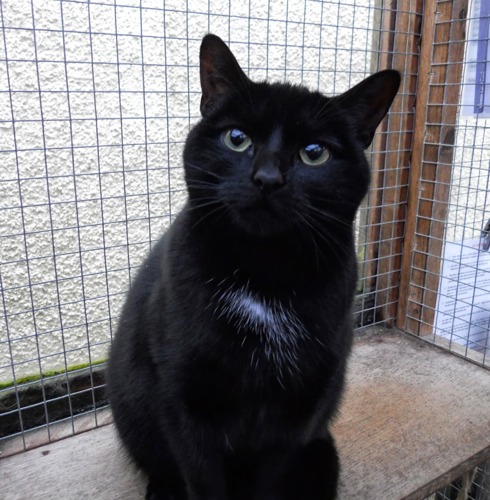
406, 0, 490, 367
356, 0, 420, 329
0, 0, 404, 454
426, 460, 490, 500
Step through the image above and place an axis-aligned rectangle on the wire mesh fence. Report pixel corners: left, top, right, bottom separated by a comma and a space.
426, 459, 490, 500
0, 1, 488, 487
0, 0, 413, 456
398, 0, 490, 368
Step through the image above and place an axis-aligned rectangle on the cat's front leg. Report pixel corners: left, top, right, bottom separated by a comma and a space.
184, 457, 227, 500
146, 478, 187, 500
279, 435, 339, 500
168, 429, 227, 500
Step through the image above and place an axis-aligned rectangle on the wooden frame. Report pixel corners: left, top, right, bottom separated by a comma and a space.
365, 0, 470, 335
365, 0, 423, 326
396, 0, 469, 334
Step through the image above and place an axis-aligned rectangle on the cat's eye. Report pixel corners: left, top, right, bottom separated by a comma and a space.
223, 128, 252, 152
299, 144, 330, 166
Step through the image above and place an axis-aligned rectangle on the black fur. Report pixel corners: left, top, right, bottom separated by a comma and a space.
107, 34, 400, 500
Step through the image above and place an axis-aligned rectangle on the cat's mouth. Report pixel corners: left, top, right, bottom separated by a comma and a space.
235, 191, 282, 216
247, 194, 276, 211
228, 195, 295, 238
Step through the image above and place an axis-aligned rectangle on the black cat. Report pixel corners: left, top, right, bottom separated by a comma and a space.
107, 34, 400, 500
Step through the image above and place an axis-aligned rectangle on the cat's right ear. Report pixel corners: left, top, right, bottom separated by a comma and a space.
200, 34, 251, 116
336, 69, 401, 149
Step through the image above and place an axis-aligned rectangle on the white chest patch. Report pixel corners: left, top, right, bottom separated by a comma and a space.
214, 283, 309, 376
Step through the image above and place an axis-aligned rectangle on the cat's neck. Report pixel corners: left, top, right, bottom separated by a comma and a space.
182, 206, 354, 292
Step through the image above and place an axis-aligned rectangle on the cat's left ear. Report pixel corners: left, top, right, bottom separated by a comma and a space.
338, 69, 401, 149
200, 34, 251, 116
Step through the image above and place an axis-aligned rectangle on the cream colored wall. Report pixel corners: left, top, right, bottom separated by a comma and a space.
449, 122, 490, 243
0, 0, 377, 381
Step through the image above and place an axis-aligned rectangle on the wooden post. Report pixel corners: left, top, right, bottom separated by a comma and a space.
397, 0, 469, 334
365, 0, 423, 326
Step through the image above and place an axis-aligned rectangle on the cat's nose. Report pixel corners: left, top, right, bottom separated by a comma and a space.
252, 163, 285, 194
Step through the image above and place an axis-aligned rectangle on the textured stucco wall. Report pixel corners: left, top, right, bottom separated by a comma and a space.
0, 0, 378, 381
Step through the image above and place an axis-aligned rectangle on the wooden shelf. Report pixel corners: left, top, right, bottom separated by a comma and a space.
2, 330, 489, 499
334, 329, 490, 498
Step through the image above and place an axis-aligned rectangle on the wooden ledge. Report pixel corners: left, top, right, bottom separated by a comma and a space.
334, 329, 490, 498
1, 330, 490, 499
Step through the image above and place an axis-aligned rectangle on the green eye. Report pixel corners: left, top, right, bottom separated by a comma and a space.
299, 144, 330, 166
223, 128, 252, 152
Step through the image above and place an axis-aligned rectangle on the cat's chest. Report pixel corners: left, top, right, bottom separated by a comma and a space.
213, 282, 309, 378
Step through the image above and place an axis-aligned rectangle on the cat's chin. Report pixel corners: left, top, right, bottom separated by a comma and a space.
217, 187, 297, 239
229, 205, 294, 240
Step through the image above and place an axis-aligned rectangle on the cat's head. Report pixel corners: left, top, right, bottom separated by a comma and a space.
183, 34, 400, 242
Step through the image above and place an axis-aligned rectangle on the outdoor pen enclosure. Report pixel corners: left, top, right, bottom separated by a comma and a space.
0, 0, 489, 496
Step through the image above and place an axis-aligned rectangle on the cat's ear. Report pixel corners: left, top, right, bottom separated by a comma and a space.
200, 34, 251, 115
337, 70, 401, 149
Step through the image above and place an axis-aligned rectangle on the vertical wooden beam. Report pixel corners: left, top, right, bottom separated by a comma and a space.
397, 0, 469, 334
364, 0, 397, 290
365, 0, 422, 325
396, 0, 437, 330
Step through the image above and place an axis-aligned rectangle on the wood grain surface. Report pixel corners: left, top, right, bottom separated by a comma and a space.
2, 330, 489, 499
